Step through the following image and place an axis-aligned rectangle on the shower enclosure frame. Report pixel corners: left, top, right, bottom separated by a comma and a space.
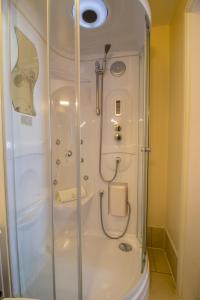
0, 0, 18, 297
0, 0, 151, 299
141, 16, 151, 273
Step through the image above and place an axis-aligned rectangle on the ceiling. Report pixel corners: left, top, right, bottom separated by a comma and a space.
149, 0, 179, 26
50, 0, 147, 56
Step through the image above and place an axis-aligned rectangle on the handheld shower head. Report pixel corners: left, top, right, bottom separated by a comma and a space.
103, 44, 111, 66
105, 44, 111, 56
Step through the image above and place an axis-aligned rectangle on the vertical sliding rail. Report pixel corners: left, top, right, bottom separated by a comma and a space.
47, 0, 57, 299
74, 1, 83, 299
96, 70, 100, 115
2, 0, 20, 294
141, 16, 150, 274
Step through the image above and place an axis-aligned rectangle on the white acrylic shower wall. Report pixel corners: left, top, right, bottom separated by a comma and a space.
81, 54, 140, 236
51, 51, 141, 237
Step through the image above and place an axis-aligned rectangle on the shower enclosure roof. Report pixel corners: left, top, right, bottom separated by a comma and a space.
50, 0, 152, 56
139, 0, 151, 24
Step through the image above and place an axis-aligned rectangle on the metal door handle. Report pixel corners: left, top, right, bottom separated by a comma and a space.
141, 147, 151, 153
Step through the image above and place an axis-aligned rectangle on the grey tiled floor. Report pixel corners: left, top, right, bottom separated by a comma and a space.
148, 248, 180, 300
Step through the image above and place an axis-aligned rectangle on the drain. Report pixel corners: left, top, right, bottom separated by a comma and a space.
119, 242, 132, 252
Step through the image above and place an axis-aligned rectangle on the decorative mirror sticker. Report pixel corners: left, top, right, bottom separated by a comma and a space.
11, 27, 39, 116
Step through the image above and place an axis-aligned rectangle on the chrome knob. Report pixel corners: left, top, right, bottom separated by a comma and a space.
56, 139, 61, 145
114, 124, 122, 132
56, 159, 61, 165
53, 179, 58, 186
115, 133, 122, 141
66, 150, 72, 157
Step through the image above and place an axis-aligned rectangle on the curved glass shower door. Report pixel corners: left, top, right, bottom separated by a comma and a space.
49, 0, 81, 299
2, 0, 82, 298
2, 0, 150, 299
79, 1, 150, 299
2, 0, 54, 298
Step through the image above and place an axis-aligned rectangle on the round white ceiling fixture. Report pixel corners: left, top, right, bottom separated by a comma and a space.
72, 0, 108, 29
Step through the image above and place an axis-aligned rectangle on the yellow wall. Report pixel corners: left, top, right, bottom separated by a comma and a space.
181, 9, 200, 300
166, 0, 187, 254
149, 0, 188, 256
148, 0, 198, 295
148, 25, 170, 227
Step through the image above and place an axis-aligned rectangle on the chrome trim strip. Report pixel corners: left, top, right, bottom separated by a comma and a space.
141, 17, 150, 273
74, 1, 83, 299
47, 0, 57, 299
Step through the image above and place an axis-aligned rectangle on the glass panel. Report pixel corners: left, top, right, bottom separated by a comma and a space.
49, 0, 81, 299
79, 0, 148, 299
2, 0, 54, 298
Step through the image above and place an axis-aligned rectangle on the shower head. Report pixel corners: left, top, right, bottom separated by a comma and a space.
103, 44, 111, 64
105, 44, 111, 56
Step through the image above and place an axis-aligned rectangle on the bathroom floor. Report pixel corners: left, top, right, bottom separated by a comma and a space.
148, 248, 180, 300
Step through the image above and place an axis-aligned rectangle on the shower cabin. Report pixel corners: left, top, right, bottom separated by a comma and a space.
0, 0, 151, 299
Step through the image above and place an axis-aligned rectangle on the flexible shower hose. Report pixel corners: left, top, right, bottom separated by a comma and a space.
100, 190, 131, 240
